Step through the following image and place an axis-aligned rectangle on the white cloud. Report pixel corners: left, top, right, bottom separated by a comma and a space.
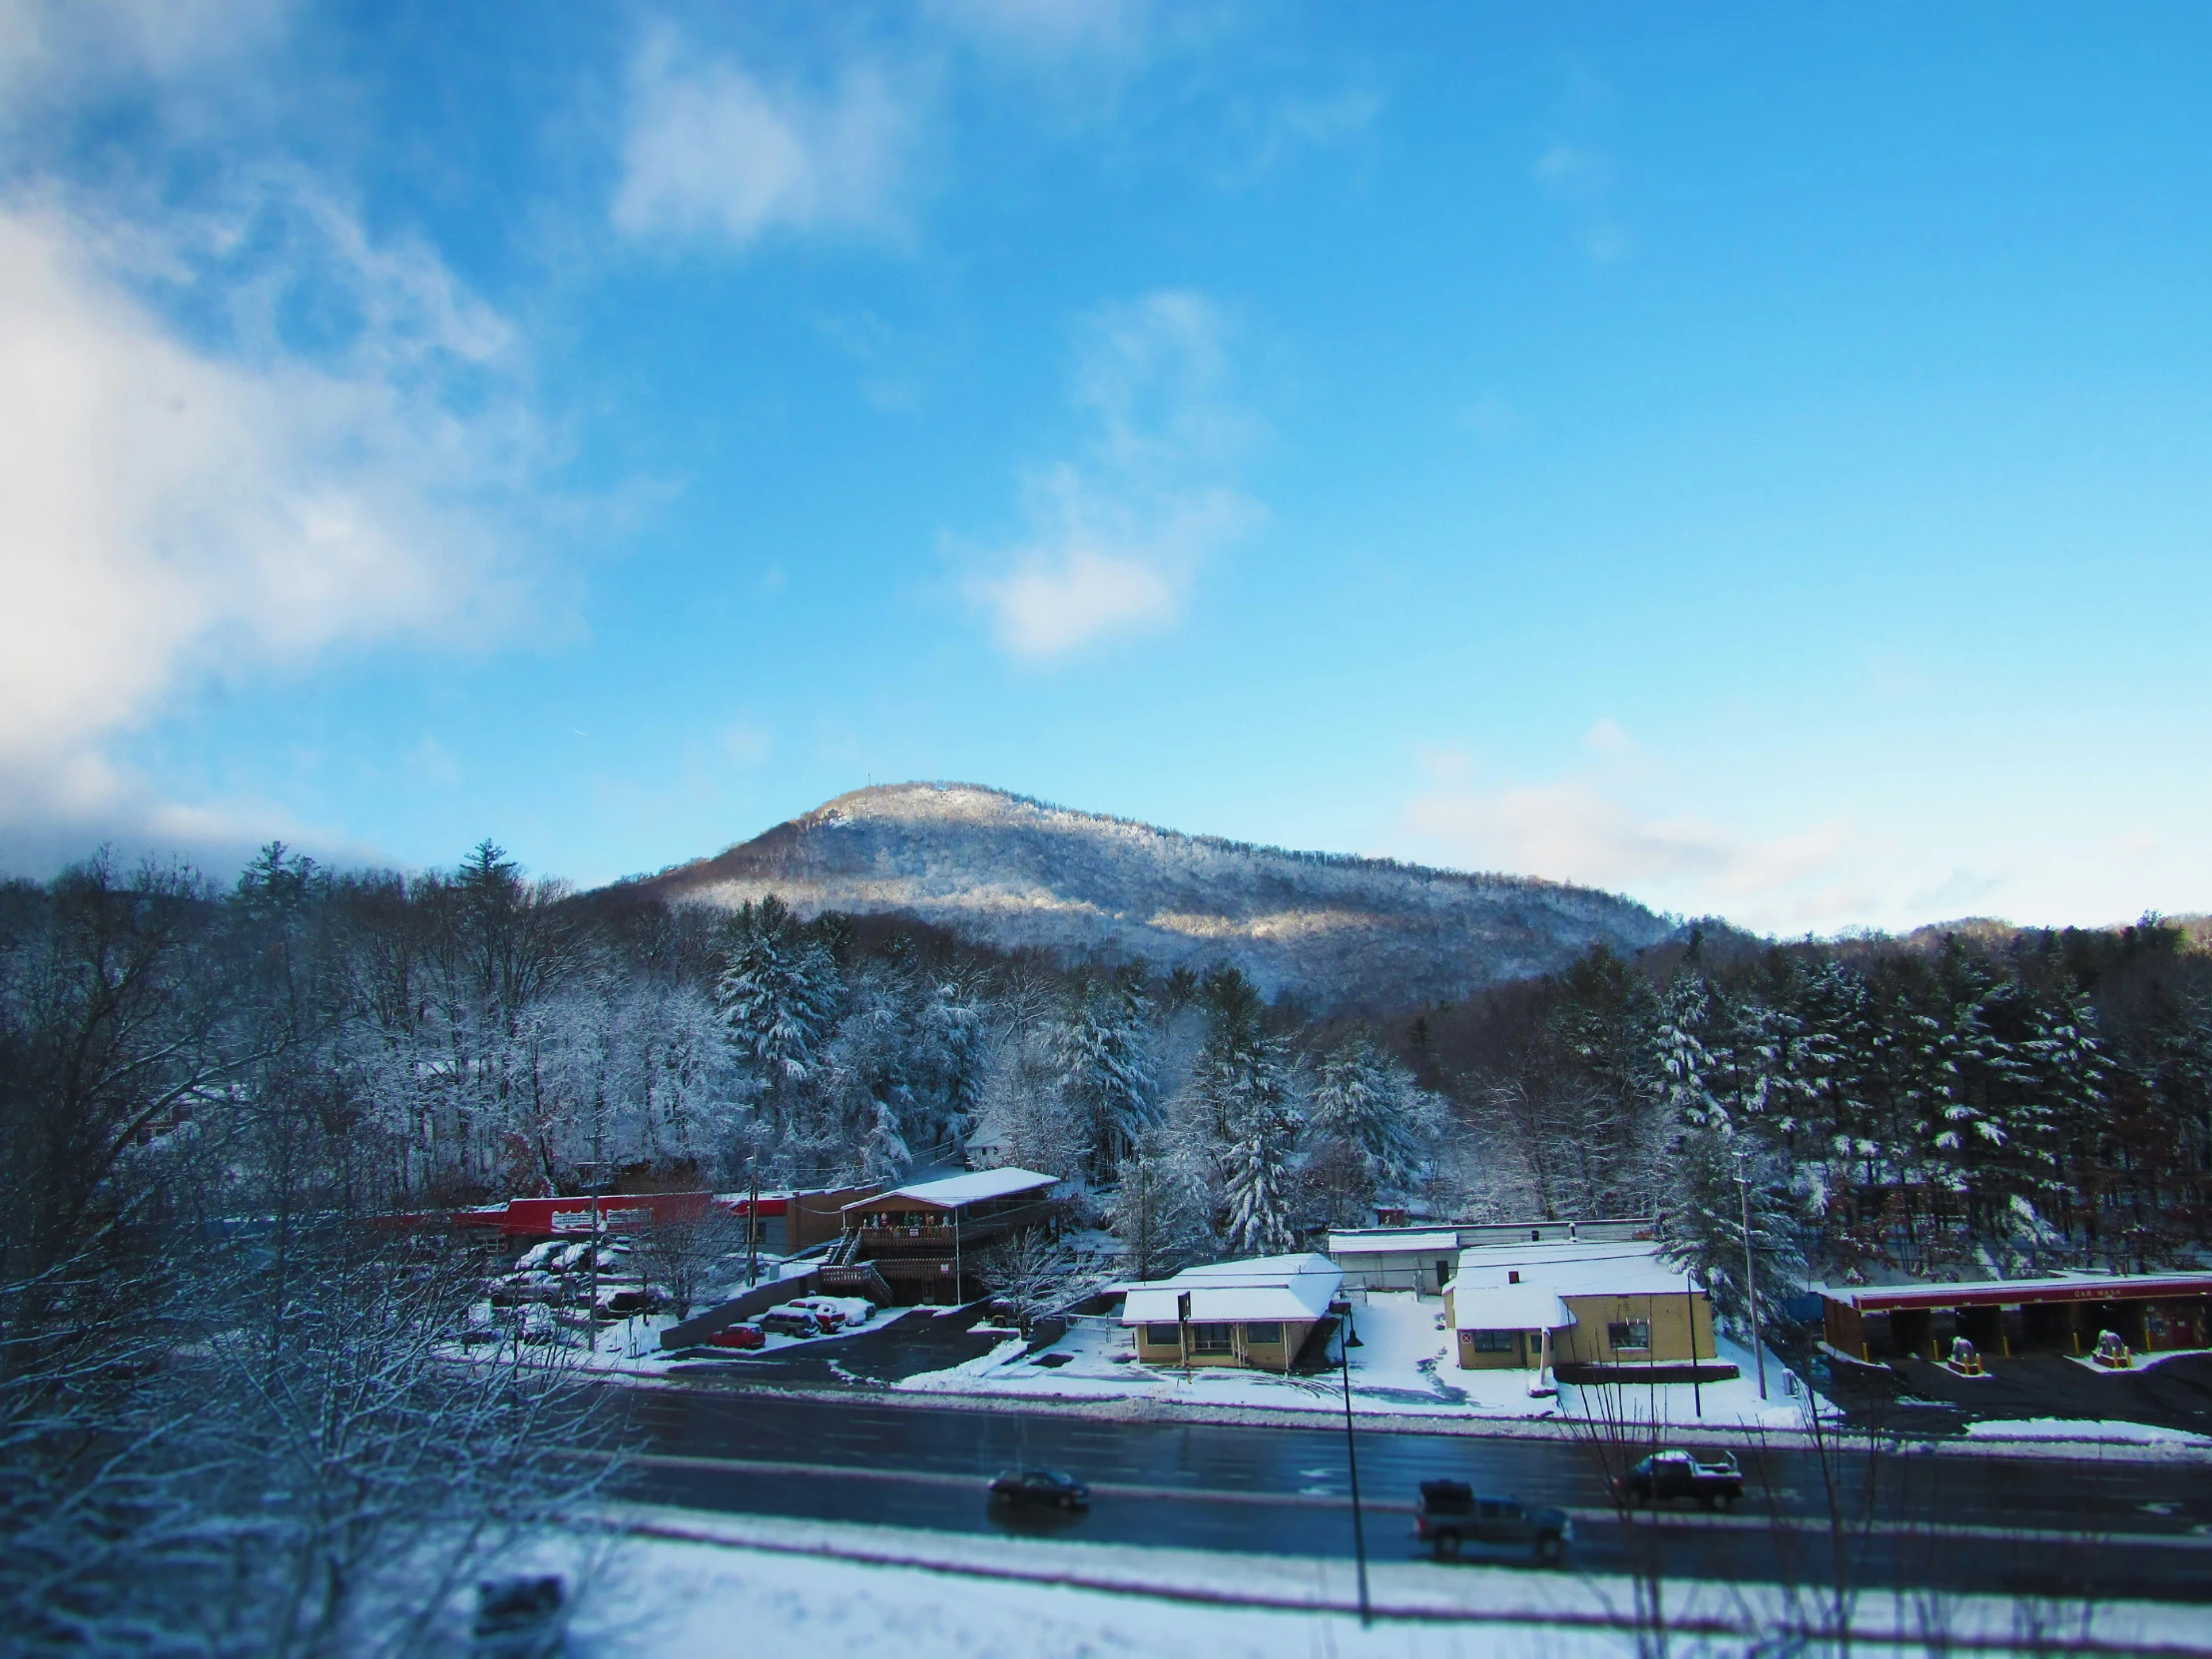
1395, 733, 1868, 933
926, 0, 1150, 62
0, 0, 292, 113
965, 290, 1262, 659
720, 718, 773, 766
0, 189, 547, 863
405, 736, 464, 788
1534, 140, 1627, 264
611, 26, 919, 249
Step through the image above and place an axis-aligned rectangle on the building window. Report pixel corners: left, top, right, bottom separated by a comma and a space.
1143, 1325, 1180, 1347
1470, 1329, 1518, 1353
1189, 1323, 1234, 1354
1608, 1321, 1652, 1353
1244, 1323, 1283, 1346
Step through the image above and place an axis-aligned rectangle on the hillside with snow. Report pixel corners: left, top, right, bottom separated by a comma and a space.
628, 784, 1677, 1008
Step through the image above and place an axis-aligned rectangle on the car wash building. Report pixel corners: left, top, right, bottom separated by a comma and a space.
1820, 1272, 2212, 1362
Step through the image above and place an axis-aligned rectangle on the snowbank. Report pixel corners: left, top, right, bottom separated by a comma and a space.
489, 1506, 2209, 1659
1963, 1416, 2212, 1447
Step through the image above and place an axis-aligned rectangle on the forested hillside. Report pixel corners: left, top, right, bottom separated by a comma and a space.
632, 783, 1678, 1010
8, 841, 2205, 1313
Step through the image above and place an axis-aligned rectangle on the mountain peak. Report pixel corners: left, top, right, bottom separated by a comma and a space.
634, 783, 1675, 1010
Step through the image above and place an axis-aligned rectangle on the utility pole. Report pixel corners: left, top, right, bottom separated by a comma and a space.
575, 1159, 609, 1359
1736, 1153, 1768, 1400
747, 1155, 760, 1289
1334, 1298, 1371, 1627
1686, 1275, 1703, 1418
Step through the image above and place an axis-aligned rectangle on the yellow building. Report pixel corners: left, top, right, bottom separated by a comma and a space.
1121, 1253, 1344, 1373
1442, 1241, 1723, 1378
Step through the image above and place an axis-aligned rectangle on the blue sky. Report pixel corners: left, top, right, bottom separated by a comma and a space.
2, 1, 2207, 934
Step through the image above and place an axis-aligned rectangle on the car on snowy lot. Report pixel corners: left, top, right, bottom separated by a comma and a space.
707, 1324, 766, 1351
1613, 1450, 1744, 1510
1413, 1481, 1571, 1563
788, 1296, 870, 1332
989, 1468, 1090, 1511
595, 1287, 662, 1318
509, 1305, 562, 1347
758, 1308, 824, 1339
488, 1271, 564, 1308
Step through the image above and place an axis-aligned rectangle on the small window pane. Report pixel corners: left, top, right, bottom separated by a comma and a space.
1244, 1322, 1283, 1346
1143, 1324, 1180, 1346
1608, 1321, 1652, 1352
1470, 1329, 1517, 1353
1190, 1323, 1234, 1354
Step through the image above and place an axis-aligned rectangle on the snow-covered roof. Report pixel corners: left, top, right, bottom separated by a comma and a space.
1821, 1271, 2212, 1312
843, 1168, 1058, 1212
1121, 1253, 1343, 1327
1453, 1240, 1691, 1298
1328, 1231, 1459, 1256
1449, 1284, 1578, 1332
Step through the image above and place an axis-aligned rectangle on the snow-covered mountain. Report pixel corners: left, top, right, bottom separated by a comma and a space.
630, 784, 1678, 1009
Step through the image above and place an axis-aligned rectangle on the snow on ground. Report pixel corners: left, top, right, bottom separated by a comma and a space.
1963, 1416, 2212, 1446
488, 1507, 2210, 1659
463, 1283, 911, 1376
898, 1290, 1829, 1432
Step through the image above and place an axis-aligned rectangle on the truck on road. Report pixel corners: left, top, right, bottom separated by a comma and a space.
1613, 1449, 1745, 1510
1413, 1480, 1571, 1562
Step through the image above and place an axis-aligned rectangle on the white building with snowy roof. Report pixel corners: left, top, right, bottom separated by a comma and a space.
1326, 1229, 1462, 1295
1120, 1253, 1344, 1373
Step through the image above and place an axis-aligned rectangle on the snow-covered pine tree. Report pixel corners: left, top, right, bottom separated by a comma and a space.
1662, 1126, 1806, 1336
716, 896, 839, 1090
1655, 973, 1724, 1131
1180, 967, 1303, 1254
1109, 1124, 1207, 1280
1054, 970, 1158, 1178
1222, 1096, 1299, 1256
1305, 1032, 1438, 1223
2014, 986, 2111, 1263
1548, 944, 1666, 1215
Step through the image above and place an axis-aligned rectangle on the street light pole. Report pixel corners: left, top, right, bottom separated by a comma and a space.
1736, 1153, 1768, 1400
1334, 1298, 1371, 1627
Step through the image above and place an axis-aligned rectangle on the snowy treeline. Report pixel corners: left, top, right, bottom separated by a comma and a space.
6, 840, 2210, 1648
0, 849, 613, 1655
1438, 926, 2212, 1308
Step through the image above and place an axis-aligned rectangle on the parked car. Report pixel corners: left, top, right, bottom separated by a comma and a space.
488, 1271, 563, 1308
1613, 1449, 1744, 1510
789, 1295, 870, 1332
472, 1573, 564, 1658
758, 1308, 823, 1339
510, 1305, 561, 1347
989, 1468, 1091, 1511
1414, 1480, 1571, 1563
597, 1287, 661, 1317
707, 1323, 766, 1351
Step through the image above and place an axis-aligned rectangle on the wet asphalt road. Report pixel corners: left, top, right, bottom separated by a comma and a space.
609, 1387, 2212, 1605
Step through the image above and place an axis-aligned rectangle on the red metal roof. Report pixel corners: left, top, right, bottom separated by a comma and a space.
1825, 1273, 2212, 1313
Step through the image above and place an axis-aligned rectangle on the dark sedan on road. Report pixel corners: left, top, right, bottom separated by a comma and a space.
989, 1468, 1091, 1511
